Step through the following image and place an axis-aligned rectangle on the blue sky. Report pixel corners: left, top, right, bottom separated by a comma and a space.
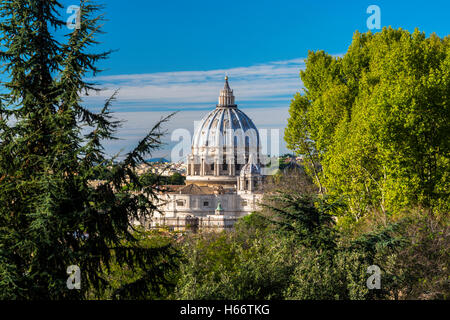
80, 0, 449, 75
49, 1, 450, 159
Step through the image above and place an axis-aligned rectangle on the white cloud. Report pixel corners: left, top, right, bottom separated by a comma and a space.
84, 57, 306, 110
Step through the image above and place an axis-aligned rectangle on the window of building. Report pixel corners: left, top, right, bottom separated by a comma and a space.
210, 164, 214, 171
203, 201, 209, 207
176, 200, 185, 207
241, 200, 248, 207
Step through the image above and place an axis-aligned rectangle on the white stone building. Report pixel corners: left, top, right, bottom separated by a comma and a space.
146, 77, 265, 231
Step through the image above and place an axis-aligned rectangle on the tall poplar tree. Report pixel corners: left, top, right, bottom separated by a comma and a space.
285, 28, 449, 220
0, 0, 176, 299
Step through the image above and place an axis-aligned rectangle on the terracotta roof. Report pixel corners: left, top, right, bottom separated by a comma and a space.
176, 184, 214, 195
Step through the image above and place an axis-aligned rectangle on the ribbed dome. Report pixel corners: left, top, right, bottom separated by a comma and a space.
192, 107, 260, 151
192, 77, 260, 154
186, 77, 263, 187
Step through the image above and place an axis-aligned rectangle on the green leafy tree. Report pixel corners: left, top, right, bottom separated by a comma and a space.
285, 28, 450, 219
139, 171, 185, 188
169, 172, 185, 185
0, 0, 176, 299
174, 230, 298, 300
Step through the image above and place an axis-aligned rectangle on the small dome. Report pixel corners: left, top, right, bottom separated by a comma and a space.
240, 154, 261, 176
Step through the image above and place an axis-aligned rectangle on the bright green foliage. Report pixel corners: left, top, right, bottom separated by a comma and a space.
173, 198, 396, 300
172, 185, 448, 300
174, 231, 298, 300
285, 27, 450, 219
0, 0, 176, 299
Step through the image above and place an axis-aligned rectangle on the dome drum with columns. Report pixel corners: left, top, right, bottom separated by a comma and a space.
186, 77, 263, 189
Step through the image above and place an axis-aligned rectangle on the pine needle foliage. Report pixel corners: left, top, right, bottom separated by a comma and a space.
261, 191, 341, 252
0, 0, 176, 299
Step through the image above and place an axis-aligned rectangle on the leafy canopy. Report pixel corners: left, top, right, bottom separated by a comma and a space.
285, 27, 450, 220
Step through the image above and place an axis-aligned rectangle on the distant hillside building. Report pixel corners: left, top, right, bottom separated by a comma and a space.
139, 77, 265, 231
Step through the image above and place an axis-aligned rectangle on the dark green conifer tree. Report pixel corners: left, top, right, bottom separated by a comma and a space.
0, 0, 176, 299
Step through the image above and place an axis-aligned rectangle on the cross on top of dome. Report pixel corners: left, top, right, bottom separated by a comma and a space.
218, 76, 236, 108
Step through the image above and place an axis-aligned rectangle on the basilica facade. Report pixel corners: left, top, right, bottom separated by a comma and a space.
147, 77, 264, 231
